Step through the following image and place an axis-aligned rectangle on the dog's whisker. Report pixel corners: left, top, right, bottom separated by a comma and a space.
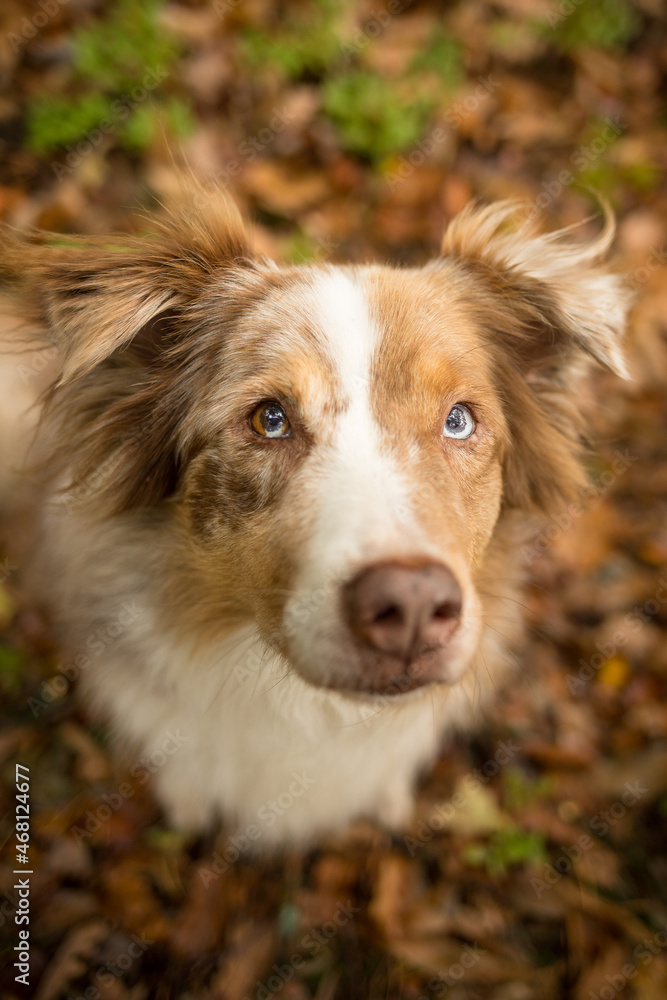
476, 591, 536, 614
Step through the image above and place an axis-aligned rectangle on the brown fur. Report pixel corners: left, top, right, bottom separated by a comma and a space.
0, 190, 631, 840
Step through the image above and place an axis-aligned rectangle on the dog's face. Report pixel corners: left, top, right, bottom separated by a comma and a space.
4, 195, 629, 697
183, 265, 508, 694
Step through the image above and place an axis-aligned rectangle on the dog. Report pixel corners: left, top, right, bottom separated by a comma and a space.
0, 190, 629, 846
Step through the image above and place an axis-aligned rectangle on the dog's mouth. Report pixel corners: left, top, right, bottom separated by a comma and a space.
302, 648, 460, 699
281, 560, 475, 699
323, 672, 439, 698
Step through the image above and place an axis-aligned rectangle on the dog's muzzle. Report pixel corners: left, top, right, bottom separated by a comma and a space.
342, 560, 463, 694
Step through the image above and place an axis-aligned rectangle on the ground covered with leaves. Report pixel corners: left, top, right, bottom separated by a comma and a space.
1, 1, 667, 998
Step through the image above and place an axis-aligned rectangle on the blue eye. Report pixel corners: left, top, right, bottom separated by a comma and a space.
443, 404, 475, 440
250, 401, 291, 438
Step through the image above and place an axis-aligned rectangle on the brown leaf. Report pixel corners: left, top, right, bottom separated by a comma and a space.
368, 854, 417, 940
210, 921, 277, 1000
35, 920, 109, 1000
241, 162, 330, 217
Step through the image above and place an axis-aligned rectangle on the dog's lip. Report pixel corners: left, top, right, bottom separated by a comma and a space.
322, 673, 441, 699
309, 655, 452, 698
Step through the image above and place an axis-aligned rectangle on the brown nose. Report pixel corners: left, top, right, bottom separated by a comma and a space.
344, 562, 462, 662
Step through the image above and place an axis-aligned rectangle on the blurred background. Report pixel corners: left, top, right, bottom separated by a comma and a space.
1, 1, 667, 998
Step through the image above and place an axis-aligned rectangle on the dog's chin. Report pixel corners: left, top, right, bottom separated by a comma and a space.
292, 650, 465, 700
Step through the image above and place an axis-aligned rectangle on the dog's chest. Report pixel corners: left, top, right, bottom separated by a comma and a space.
86, 621, 452, 843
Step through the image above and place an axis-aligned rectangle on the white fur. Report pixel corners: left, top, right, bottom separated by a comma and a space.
0, 197, 631, 849
286, 273, 432, 671
285, 271, 480, 688
5, 264, 522, 848
83, 614, 453, 843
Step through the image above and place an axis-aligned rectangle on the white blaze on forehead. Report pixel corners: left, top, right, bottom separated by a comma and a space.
284, 269, 478, 679
296, 269, 436, 578
311, 268, 377, 402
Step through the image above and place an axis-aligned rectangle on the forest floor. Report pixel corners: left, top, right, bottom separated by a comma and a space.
1, 1, 667, 998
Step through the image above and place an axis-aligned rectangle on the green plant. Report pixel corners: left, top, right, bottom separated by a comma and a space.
27, 0, 191, 156
74, 0, 178, 90
237, 3, 461, 164
323, 71, 434, 163
240, 0, 342, 80
502, 767, 553, 812
282, 231, 323, 265
0, 645, 26, 695
241, 18, 340, 79
410, 28, 463, 90
465, 828, 549, 877
549, 0, 641, 53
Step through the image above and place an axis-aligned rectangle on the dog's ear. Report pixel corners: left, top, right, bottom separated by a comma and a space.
439, 202, 632, 512
0, 188, 254, 515
0, 188, 250, 381
441, 200, 630, 380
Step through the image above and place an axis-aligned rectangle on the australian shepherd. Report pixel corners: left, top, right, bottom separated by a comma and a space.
0, 189, 629, 845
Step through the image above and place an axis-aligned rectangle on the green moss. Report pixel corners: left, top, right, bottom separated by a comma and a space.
0, 645, 26, 695
27, 94, 111, 155
282, 231, 322, 264
548, 0, 641, 52
26, 0, 192, 156
502, 767, 553, 812
323, 72, 434, 163
240, 0, 342, 79
465, 828, 549, 877
237, 4, 460, 164
410, 28, 463, 89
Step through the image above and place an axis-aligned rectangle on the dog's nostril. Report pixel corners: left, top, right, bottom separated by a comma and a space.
433, 601, 461, 621
372, 604, 402, 625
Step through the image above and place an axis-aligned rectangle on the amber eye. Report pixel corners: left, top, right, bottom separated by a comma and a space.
250, 401, 291, 439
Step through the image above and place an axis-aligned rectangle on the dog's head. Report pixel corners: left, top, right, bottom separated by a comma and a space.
3, 192, 630, 696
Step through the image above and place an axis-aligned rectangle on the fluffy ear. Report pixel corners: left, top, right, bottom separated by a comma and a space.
0, 187, 254, 515
441, 200, 630, 381
439, 202, 632, 513
0, 187, 250, 382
